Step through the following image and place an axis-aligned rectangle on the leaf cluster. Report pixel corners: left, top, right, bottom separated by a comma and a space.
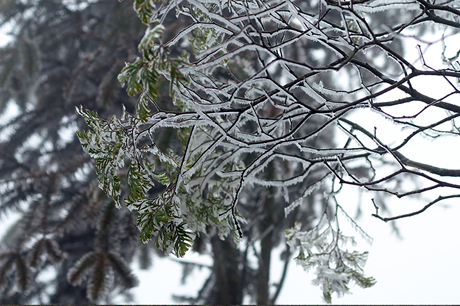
117, 22, 187, 122
76, 105, 197, 257
286, 216, 376, 303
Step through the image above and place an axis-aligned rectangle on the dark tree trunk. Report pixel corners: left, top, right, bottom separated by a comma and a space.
205, 235, 244, 304
256, 193, 274, 305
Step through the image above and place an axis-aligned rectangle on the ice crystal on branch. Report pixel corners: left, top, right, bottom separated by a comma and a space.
286, 202, 376, 303
75, 0, 460, 302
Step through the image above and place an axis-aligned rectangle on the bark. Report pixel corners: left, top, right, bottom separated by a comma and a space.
205, 235, 244, 305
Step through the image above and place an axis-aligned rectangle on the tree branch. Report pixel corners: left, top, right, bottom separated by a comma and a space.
372, 194, 460, 222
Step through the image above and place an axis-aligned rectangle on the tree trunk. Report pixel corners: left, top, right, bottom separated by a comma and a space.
205, 235, 244, 304
256, 194, 274, 305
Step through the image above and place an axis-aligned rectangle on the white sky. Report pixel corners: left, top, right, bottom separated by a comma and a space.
1, 11, 460, 306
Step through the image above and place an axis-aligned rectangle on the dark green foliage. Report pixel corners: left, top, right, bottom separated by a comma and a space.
0, 251, 28, 292
0, 0, 146, 303
28, 238, 65, 268
67, 250, 138, 302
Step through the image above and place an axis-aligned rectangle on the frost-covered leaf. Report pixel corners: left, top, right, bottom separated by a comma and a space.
286, 210, 375, 303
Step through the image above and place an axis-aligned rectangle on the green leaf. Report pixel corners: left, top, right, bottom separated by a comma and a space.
151, 171, 170, 185
133, 0, 156, 24
135, 93, 151, 122
127, 77, 143, 97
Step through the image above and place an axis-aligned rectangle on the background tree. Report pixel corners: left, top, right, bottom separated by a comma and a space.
0, 0, 147, 303
1, 0, 460, 305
